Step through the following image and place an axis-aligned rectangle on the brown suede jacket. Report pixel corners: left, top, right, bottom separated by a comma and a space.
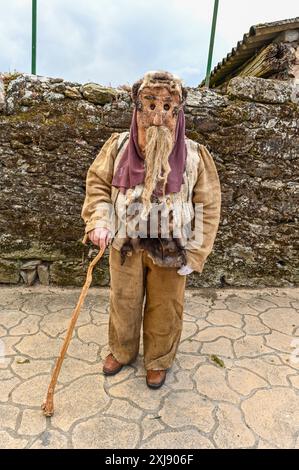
81, 132, 221, 273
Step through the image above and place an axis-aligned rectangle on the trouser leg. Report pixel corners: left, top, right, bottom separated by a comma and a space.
108, 246, 145, 364
143, 252, 186, 370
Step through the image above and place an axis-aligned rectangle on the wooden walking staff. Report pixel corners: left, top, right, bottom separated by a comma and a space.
42, 234, 105, 417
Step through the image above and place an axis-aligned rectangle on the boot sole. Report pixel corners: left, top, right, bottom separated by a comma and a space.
146, 374, 166, 389
103, 364, 123, 376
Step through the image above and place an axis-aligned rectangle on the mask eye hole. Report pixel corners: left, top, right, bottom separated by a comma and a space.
164, 103, 170, 111
150, 103, 156, 110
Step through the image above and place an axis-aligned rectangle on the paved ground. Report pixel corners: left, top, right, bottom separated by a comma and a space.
0, 285, 299, 449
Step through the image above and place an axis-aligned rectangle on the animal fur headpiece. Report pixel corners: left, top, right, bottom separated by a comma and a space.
131, 70, 187, 105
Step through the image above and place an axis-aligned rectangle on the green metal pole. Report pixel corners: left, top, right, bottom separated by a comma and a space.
31, 0, 37, 74
205, 0, 219, 88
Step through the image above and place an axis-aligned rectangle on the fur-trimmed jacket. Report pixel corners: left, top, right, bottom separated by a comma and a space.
81, 132, 221, 273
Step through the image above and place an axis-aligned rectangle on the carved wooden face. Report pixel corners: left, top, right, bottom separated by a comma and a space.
136, 86, 181, 153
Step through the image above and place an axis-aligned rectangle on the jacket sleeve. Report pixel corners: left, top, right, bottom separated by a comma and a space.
185, 144, 221, 273
81, 132, 119, 234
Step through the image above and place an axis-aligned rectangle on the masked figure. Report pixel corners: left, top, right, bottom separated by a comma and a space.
81, 71, 221, 388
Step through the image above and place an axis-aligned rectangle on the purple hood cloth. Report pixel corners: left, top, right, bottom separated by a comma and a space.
111, 108, 187, 196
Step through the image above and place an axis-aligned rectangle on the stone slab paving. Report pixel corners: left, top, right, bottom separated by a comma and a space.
0, 285, 299, 449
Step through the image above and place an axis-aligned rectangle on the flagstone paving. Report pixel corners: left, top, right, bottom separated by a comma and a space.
0, 285, 298, 449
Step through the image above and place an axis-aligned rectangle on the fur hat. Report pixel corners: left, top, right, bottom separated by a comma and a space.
132, 70, 187, 104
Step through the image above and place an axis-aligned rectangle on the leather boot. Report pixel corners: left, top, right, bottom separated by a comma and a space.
103, 353, 123, 376
146, 370, 167, 389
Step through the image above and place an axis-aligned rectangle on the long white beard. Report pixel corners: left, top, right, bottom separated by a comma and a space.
141, 125, 173, 218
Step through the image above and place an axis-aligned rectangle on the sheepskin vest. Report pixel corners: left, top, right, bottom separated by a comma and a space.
110, 132, 200, 268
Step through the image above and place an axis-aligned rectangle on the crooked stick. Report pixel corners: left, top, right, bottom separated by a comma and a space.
42, 234, 105, 416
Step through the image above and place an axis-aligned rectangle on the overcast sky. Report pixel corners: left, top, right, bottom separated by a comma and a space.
0, 0, 298, 87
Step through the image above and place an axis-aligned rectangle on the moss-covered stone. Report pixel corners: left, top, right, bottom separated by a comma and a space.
0, 73, 298, 287
0, 259, 20, 284
81, 83, 118, 105
49, 252, 110, 287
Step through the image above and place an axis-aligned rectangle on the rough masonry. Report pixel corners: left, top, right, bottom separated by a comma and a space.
0, 73, 298, 287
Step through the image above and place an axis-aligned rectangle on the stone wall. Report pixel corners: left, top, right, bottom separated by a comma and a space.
0, 72, 298, 287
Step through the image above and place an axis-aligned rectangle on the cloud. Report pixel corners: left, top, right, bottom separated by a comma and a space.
0, 0, 298, 87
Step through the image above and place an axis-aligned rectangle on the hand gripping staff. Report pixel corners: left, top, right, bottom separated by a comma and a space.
42, 234, 105, 417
